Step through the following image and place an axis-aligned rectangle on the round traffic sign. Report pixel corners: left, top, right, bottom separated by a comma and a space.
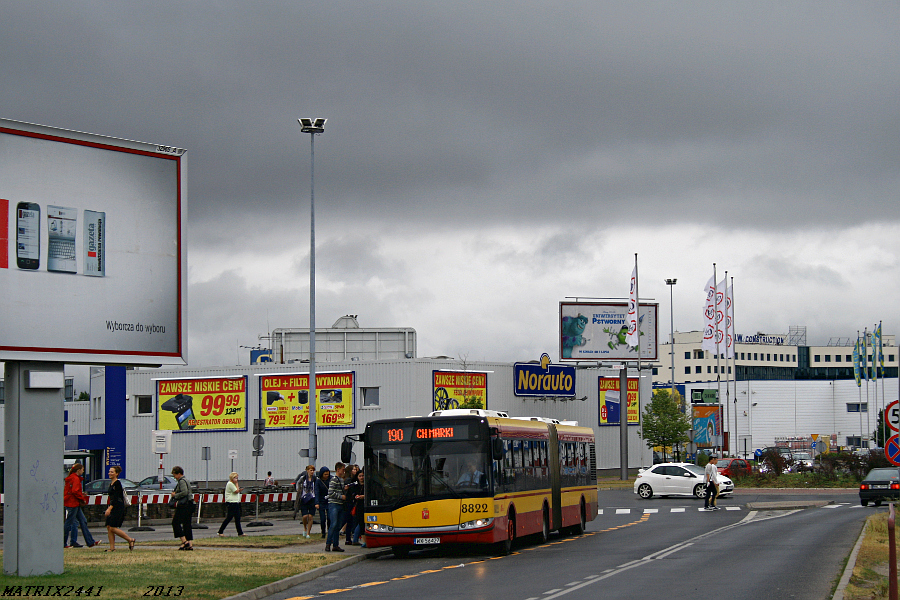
887, 400, 900, 433
252, 435, 265, 450
885, 435, 900, 467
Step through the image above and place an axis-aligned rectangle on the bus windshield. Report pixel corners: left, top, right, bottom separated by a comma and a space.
366, 439, 490, 508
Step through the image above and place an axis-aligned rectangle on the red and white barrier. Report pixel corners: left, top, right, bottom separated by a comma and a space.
0, 492, 297, 506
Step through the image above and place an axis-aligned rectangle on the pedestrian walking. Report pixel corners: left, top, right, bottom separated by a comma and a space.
103, 466, 136, 551
316, 466, 331, 538
217, 472, 245, 537
297, 465, 318, 538
64, 463, 98, 548
351, 470, 366, 547
325, 462, 346, 552
171, 466, 195, 550
704, 456, 720, 510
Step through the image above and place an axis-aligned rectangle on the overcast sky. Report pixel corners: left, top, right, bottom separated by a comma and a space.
3, 2, 898, 370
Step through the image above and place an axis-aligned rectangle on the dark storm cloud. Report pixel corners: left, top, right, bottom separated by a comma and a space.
3, 1, 897, 237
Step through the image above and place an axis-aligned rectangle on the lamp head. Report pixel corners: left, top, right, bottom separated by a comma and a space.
298, 118, 327, 134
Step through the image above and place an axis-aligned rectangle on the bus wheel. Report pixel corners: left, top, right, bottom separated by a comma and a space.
570, 499, 586, 535
391, 546, 410, 559
498, 511, 515, 555
537, 505, 550, 544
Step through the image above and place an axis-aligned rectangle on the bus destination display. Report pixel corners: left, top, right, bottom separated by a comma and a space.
373, 422, 476, 444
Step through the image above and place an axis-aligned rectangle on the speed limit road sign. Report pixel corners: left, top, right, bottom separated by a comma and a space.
887, 400, 900, 433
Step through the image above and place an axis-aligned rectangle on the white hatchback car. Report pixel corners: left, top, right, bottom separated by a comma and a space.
634, 463, 734, 500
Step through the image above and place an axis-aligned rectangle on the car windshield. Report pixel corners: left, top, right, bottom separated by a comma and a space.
793, 453, 812, 460
684, 464, 706, 476
865, 468, 900, 481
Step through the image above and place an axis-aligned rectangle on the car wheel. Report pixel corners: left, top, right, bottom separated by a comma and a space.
861, 499, 869, 507
637, 483, 653, 499
693, 484, 707, 499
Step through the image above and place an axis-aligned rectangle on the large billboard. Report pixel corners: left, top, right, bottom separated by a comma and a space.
692, 404, 722, 447
0, 119, 187, 364
598, 377, 640, 425
560, 302, 658, 362
156, 376, 247, 432
260, 372, 355, 429
432, 370, 488, 410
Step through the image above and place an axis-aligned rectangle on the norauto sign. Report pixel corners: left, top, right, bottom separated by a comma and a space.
514, 353, 575, 397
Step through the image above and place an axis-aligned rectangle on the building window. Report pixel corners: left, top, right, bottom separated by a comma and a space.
361, 387, 380, 407
695, 366, 701, 374
693, 350, 704, 359
846, 355, 852, 362
847, 403, 868, 413
754, 353, 758, 360
707, 366, 712, 373
891, 355, 896, 362
728, 366, 732, 374
685, 367, 691, 375
779, 354, 784, 361
835, 355, 841, 362
814, 355, 820, 362
685, 351, 690, 360
135, 395, 153, 415
824, 355, 831, 363
740, 352, 745, 360
713, 366, 718, 374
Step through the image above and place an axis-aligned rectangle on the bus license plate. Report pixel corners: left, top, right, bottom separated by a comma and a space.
414, 537, 440, 545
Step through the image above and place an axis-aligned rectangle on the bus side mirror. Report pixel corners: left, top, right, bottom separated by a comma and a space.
341, 439, 353, 464
492, 438, 504, 459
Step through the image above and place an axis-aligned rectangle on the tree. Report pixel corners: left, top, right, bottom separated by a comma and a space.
639, 389, 691, 462
873, 408, 888, 448
77, 391, 90, 402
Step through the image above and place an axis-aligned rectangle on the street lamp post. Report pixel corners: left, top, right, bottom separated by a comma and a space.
298, 118, 326, 467
665, 278, 677, 400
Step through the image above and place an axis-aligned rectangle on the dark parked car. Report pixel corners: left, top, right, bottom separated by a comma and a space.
83, 478, 140, 495
859, 467, 900, 507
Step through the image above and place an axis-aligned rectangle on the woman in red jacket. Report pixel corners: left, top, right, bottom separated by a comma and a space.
64, 463, 98, 548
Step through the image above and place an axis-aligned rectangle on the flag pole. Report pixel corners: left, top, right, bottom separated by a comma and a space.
730, 276, 738, 457
634, 253, 643, 467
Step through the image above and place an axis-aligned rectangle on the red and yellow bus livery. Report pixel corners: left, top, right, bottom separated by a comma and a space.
352, 410, 596, 556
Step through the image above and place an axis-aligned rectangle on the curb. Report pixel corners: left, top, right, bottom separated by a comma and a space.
832, 517, 868, 600
221, 549, 391, 600
745, 500, 833, 510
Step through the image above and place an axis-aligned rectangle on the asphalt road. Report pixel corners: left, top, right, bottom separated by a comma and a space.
260, 488, 870, 600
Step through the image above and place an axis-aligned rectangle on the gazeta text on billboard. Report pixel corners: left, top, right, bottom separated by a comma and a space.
432, 370, 488, 411
156, 376, 247, 432
259, 372, 355, 429
598, 377, 640, 425
514, 353, 576, 397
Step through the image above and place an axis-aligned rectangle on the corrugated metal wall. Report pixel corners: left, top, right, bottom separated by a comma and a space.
123, 359, 652, 483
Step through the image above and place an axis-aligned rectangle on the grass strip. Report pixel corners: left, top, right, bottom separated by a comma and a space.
842, 512, 900, 599
0, 542, 342, 600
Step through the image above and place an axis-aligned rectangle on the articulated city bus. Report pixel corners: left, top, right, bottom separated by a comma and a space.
343, 409, 596, 556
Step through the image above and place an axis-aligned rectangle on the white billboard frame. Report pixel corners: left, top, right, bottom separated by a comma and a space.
0, 118, 187, 365
559, 301, 658, 362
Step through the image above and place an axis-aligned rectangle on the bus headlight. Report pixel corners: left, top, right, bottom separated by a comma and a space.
366, 523, 394, 533
459, 517, 493, 530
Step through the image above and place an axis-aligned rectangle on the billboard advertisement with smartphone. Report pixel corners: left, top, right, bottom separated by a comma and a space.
259, 372, 355, 429
0, 118, 187, 364
156, 377, 247, 432
559, 302, 658, 362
